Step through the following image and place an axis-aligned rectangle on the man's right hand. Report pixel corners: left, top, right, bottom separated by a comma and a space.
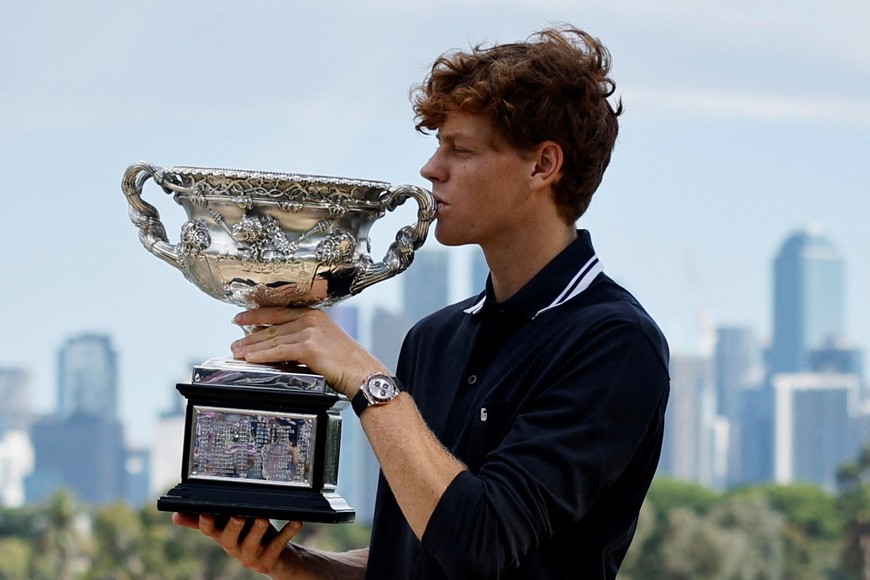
171, 513, 368, 579
172, 513, 307, 579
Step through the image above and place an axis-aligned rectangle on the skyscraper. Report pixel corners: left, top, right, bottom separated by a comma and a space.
0, 431, 33, 507
0, 369, 34, 508
660, 355, 725, 488
773, 372, 859, 491
403, 250, 450, 323
27, 333, 128, 505
714, 326, 764, 486
715, 326, 763, 419
769, 228, 845, 374
57, 333, 119, 420
0, 368, 32, 433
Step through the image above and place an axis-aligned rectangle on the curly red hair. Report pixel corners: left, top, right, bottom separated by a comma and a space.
412, 25, 623, 223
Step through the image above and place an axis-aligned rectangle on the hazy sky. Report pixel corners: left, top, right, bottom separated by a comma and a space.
2, 0, 868, 445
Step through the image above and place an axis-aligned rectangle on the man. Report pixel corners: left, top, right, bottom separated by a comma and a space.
174, 25, 670, 579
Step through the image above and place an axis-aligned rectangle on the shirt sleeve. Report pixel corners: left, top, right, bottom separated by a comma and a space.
419, 315, 669, 577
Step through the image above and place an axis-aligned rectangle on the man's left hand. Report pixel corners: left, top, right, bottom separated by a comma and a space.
230, 307, 388, 397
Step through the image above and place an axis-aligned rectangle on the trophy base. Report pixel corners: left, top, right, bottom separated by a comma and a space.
158, 482, 355, 523
159, 360, 355, 525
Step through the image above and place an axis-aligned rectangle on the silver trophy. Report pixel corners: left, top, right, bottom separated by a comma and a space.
122, 162, 435, 523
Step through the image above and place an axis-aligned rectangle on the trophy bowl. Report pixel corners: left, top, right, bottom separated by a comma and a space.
121, 162, 436, 523
122, 162, 437, 308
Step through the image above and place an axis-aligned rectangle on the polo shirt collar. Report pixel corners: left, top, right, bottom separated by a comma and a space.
463, 230, 603, 320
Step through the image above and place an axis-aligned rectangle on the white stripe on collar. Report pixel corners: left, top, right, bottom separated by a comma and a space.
463, 295, 486, 315
462, 254, 603, 317
534, 255, 602, 318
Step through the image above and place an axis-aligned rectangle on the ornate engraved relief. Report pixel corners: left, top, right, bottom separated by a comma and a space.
180, 219, 211, 256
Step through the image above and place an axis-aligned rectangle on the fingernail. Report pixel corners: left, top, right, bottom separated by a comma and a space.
291, 521, 302, 530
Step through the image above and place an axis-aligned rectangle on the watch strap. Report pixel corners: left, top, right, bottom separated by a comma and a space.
351, 388, 371, 417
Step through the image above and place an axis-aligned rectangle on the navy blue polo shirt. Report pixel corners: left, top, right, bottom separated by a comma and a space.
366, 230, 670, 580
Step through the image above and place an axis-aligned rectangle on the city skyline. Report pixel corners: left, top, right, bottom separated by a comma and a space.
1, 1, 868, 448
2, 223, 867, 447
8, 222, 866, 415
2, 224, 866, 510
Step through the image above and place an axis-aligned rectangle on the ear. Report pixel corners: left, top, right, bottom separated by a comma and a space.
529, 141, 564, 188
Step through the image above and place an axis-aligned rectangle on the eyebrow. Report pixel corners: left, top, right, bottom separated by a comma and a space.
436, 129, 474, 143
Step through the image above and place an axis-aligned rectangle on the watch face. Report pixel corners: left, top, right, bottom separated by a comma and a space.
367, 375, 397, 402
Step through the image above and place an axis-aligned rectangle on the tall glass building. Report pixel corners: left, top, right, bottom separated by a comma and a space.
57, 333, 119, 420
27, 333, 128, 505
769, 228, 845, 373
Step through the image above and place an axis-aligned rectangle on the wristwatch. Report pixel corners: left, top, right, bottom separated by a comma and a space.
351, 373, 403, 417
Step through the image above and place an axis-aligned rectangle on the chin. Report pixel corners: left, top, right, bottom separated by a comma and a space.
433, 228, 467, 248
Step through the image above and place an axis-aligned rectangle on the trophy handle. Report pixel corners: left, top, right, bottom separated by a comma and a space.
121, 162, 184, 271
350, 184, 437, 294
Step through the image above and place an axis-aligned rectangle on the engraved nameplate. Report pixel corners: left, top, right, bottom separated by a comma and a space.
188, 405, 317, 488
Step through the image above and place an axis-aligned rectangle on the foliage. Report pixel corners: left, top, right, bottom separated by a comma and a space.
8, 451, 870, 580
643, 477, 720, 521
728, 482, 844, 578
0, 494, 372, 580
837, 446, 870, 579
622, 476, 849, 580
0, 537, 31, 580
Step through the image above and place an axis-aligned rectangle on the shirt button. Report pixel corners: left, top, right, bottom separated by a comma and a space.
467, 374, 478, 385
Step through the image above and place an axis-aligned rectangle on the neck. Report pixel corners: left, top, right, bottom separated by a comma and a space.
484, 223, 577, 302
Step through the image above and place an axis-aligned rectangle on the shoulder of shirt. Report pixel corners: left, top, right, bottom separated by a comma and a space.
405, 294, 483, 335
541, 274, 669, 356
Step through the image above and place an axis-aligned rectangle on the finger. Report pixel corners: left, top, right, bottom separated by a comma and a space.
234, 307, 311, 327
242, 342, 305, 365
233, 323, 292, 350
171, 512, 200, 529
232, 331, 303, 364
239, 517, 272, 551
231, 317, 311, 356
219, 516, 248, 548
236, 324, 269, 336
259, 521, 303, 563
198, 514, 222, 538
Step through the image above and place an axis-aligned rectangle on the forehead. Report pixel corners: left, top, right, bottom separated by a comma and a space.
437, 111, 520, 155
437, 111, 498, 142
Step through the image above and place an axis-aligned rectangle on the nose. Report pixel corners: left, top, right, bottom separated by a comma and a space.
420, 150, 444, 184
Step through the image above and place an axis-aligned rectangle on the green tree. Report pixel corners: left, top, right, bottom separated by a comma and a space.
838, 445, 870, 579
645, 477, 720, 521
0, 505, 39, 539
623, 478, 722, 578
705, 495, 786, 579
0, 537, 31, 580
293, 521, 371, 552
28, 490, 94, 580
619, 499, 657, 578
730, 483, 843, 578
87, 502, 144, 579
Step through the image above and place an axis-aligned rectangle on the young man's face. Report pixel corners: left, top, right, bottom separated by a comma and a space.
419, 111, 539, 249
